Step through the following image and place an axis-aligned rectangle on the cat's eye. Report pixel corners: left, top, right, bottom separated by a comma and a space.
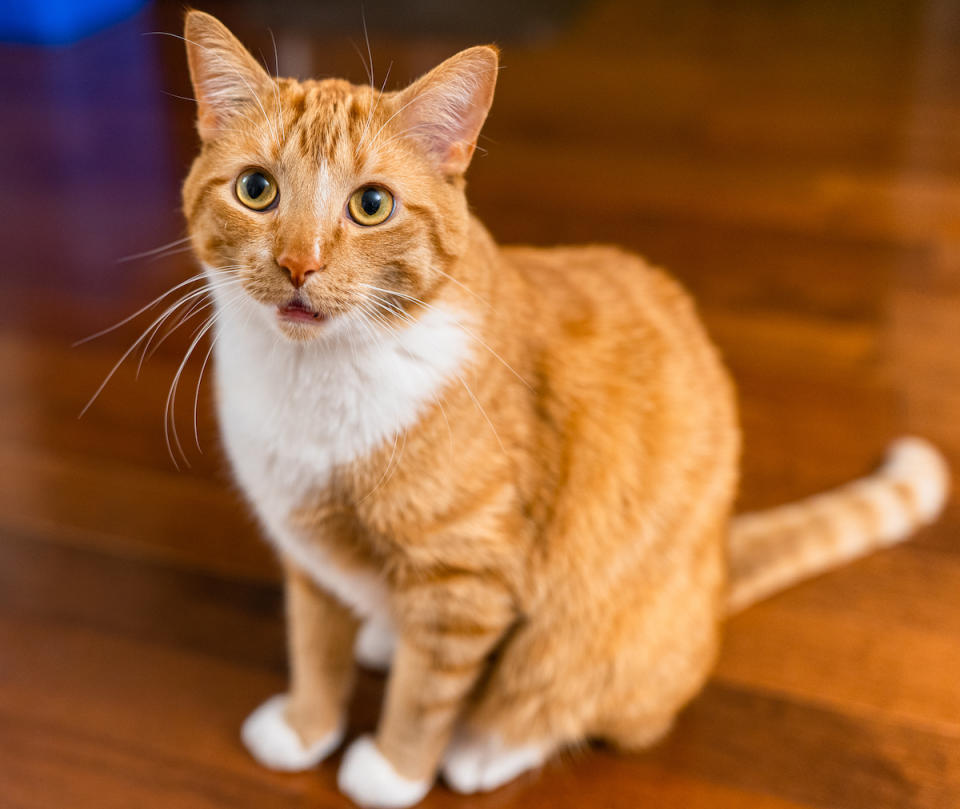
236, 168, 278, 211
347, 186, 395, 226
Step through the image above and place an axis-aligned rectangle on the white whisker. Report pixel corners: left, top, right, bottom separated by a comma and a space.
355, 60, 393, 156
457, 372, 506, 454
136, 269, 246, 371
117, 235, 192, 264
355, 299, 456, 457
361, 9, 374, 88
367, 85, 444, 148
361, 283, 530, 389
138, 289, 221, 374
74, 270, 209, 346
164, 307, 226, 468
434, 268, 492, 310
147, 31, 279, 146
359, 424, 404, 503
78, 275, 243, 419
191, 287, 244, 453
268, 28, 285, 144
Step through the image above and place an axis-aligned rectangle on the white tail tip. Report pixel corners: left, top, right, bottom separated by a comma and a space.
880, 436, 950, 523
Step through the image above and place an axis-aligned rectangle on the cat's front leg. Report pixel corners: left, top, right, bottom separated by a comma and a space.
243, 562, 359, 771
338, 574, 516, 808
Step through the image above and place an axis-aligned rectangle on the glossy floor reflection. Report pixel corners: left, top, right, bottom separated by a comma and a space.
1, 1, 959, 807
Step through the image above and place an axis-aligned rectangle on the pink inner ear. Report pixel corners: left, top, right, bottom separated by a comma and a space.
394, 47, 498, 175
445, 141, 476, 170
185, 12, 273, 140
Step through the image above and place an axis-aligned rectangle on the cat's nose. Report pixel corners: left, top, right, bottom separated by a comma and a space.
277, 251, 324, 289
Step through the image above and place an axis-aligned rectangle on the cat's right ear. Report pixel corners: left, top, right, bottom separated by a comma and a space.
184, 10, 273, 141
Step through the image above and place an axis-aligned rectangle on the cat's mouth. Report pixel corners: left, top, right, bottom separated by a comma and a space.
277, 298, 326, 324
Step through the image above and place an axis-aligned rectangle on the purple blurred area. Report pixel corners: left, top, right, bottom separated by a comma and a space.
0, 4, 179, 316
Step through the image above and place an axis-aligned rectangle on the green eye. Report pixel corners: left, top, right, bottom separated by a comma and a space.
348, 186, 394, 226
236, 168, 278, 211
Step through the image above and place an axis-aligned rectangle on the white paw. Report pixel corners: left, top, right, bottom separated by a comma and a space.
442, 732, 546, 794
354, 618, 396, 671
241, 694, 343, 771
338, 734, 431, 808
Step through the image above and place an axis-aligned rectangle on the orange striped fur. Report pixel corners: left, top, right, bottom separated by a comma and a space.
728, 437, 949, 613
180, 11, 950, 807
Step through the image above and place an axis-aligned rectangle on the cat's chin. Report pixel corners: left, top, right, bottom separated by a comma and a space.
274, 316, 329, 342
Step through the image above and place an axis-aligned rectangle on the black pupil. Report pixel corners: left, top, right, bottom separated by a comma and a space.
245, 173, 269, 200
360, 188, 383, 216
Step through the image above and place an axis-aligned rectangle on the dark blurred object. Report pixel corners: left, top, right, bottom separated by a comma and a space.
220, 0, 587, 43
0, 0, 150, 44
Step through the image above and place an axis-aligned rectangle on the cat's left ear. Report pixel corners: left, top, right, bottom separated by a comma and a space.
393, 46, 500, 176
183, 10, 274, 141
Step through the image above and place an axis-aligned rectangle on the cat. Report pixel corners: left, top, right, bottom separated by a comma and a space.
180, 10, 950, 808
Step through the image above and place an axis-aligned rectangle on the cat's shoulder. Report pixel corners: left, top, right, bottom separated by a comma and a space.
501, 243, 693, 309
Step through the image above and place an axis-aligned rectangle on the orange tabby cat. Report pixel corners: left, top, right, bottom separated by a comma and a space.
180, 11, 949, 808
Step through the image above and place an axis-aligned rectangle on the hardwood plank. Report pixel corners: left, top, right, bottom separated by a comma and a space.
5, 533, 959, 809
718, 547, 960, 732
653, 681, 960, 809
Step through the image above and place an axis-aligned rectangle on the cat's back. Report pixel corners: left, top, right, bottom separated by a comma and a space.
501, 243, 721, 377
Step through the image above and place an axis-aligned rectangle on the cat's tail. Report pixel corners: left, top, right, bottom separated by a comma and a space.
727, 437, 950, 614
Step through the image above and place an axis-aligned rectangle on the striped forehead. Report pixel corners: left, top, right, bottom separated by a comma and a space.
283, 79, 378, 171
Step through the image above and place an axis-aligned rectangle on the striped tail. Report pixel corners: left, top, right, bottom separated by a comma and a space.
727, 437, 950, 614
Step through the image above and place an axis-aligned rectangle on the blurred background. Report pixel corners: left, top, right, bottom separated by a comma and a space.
1, 1, 958, 807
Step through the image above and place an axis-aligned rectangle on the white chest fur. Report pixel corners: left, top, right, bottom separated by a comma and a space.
212, 293, 471, 617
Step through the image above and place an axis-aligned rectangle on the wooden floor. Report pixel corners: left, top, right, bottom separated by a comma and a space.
2, 0, 959, 806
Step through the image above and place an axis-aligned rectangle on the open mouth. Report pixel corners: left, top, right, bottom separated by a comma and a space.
277, 298, 326, 323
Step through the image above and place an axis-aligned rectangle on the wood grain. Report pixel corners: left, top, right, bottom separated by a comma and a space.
1, 0, 958, 806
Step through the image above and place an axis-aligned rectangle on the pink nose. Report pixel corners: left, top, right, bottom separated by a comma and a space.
277, 251, 324, 289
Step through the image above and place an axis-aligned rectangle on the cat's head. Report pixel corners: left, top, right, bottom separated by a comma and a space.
181, 11, 497, 343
